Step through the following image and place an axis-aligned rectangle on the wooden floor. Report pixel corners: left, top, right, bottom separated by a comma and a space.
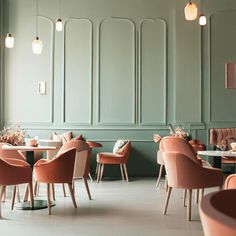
0, 178, 210, 236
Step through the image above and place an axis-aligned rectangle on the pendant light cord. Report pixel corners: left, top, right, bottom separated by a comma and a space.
36, 0, 38, 36
59, 0, 62, 18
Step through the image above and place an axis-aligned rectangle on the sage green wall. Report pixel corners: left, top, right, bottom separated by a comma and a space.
1, 0, 236, 176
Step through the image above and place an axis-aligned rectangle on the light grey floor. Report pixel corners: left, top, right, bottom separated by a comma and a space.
0, 178, 210, 236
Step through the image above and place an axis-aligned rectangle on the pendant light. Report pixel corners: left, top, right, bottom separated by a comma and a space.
55, 0, 63, 31
5, 33, 14, 48
32, 0, 43, 54
199, 0, 207, 26
184, 0, 198, 21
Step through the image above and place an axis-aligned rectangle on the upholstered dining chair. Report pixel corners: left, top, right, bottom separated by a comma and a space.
162, 151, 223, 221
96, 141, 131, 183
0, 158, 34, 218
56, 140, 92, 200
224, 174, 236, 189
34, 148, 77, 215
0, 143, 26, 203
199, 189, 236, 236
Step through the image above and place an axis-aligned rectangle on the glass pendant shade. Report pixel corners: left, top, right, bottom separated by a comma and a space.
184, 1, 198, 21
56, 18, 63, 31
32, 36, 43, 54
199, 14, 207, 26
5, 33, 14, 48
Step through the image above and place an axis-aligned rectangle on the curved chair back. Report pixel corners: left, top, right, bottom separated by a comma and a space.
161, 136, 200, 166
116, 141, 131, 163
34, 148, 76, 183
225, 174, 236, 189
163, 152, 222, 189
57, 140, 90, 177
199, 189, 236, 236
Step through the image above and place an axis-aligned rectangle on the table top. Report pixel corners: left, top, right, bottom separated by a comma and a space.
2, 145, 57, 151
198, 150, 236, 157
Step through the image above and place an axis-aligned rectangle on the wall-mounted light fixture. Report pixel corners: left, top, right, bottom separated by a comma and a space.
184, 0, 198, 21
55, 0, 63, 31
199, 0, 207, 26
32, 0, 43, 54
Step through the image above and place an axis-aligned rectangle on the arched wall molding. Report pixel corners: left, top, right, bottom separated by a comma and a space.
138, 18, 167, 126
62, 18, 93, 126
97, 17, 136, 126
209, 9, 236, 123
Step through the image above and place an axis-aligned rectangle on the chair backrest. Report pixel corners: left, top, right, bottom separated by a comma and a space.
160, 136, 200, 166
0, 157, 32, 185
199, 189, 236, 236
0, 143, 26, 161
116, 141, 131, 162
224, 174, 236, 189
57, 140, 90, 178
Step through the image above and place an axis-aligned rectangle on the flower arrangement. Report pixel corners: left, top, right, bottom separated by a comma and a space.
0, 124, 25, 146
172, 126, 191, 141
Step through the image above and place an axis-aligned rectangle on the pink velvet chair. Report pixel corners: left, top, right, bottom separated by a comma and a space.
199, 189, 236, 236
0, 143, 27, 203
162, 151, 223, 221
224, 174, 236, 189
34, 148, 77, 215
0, 158, 34, 218
96, 141, 131, 182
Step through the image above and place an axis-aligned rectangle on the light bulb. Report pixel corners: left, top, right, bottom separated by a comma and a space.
32, 36, 43, 54
56, 18, 63, 31
184, 1, 198, 21
5, 33, 14, 48
199, 14, 207, 26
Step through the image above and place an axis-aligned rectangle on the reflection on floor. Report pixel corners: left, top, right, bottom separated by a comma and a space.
1, 178, 209, 236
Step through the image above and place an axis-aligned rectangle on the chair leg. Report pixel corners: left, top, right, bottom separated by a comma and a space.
163, 186, 172, 215
88, 173, 93, 182
187, 189, 192, 221
120, 164, 125, 181
83, 177, 92, 200
51, 184, 55, 201
99, 164, 104, 182
0, 185, 3, 219
1, 186, 6, 202
123, 164, 129, 182
11, 186, 16, 210
164, 176, 168, 193
34, 181, 38, 197
47, 183, 51, 215
195, 189, 199, 204
16, 185, 20, 202
97, 163, 101, 183
68, 183, 77, 208
24, 184, 30, 202
183, 189, 187, 207
156, 165, 164, 188
28, 182, 34, 209
62, 183, 66, 197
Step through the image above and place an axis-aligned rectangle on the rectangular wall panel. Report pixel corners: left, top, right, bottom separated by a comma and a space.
98, 18, 136, 125
210, 11, 236, 122
139, 19, 166, 125
5, 16, 54, 124
64, 19, 92, 125
174, 9, 201, 123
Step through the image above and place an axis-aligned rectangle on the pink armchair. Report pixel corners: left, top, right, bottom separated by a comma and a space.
34, 148, 77, 215
0, 158, 33, 218
96, 141, 131, 182
163, 151, 223, 221
199, 189, 236, 236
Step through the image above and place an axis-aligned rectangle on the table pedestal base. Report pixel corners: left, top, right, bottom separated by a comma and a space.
15, 199, 56, 210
